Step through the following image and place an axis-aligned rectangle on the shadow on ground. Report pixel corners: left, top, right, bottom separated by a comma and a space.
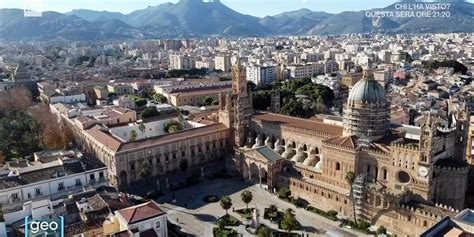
193, 213, 218, 223
155, 178, 252, 210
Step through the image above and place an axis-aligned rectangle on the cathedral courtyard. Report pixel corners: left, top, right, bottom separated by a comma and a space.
155, 178, 364, 237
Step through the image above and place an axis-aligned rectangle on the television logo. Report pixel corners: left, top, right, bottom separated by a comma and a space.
24, 216, 64, 237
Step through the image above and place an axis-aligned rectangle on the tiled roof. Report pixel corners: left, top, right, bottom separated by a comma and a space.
253, 112, 343, 136
118, 201, 165, 224
85, 125, 123, 152
324, 136, 358, 149
118, 123, 228, 152
86, 123, 228, 153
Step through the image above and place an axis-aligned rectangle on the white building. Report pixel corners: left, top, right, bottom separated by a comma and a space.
0, 150, 108, 212
40, 89, 86, 104
195, 58, 215, 71
169, 54, 195, 70
3, 199, 54, 225
214, 55, 231, 72
113, 97, 137, 109
154, 80, 232, 98
113, 201, 167, 237
287, 63, 324, 79
246, 64, 277, 85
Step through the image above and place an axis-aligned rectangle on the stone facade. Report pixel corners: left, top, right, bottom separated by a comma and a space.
231, 70, 470, 236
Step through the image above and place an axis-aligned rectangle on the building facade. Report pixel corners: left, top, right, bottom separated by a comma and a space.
246, 64, 277, 86
230, 68, 470, 236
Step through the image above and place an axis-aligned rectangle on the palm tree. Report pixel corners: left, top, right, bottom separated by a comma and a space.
138, 121, 146, 139
281, 208, 298, 236
345, 171, 357, 224
220, 195, 233, 215
257, 225, 271, 237
241, 190, 253, 210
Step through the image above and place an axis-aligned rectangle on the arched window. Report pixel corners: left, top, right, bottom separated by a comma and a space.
335, 162, 341, 171
367, 164, 371, 175
383, 168, 388, 180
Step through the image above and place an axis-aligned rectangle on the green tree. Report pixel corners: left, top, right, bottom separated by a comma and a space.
220, 195, 233, 215
153, 93, 167, 104
165, 121, 183, 133
281, 99, 305, 117
257, 225, 272, 237
135, 99, 147, 107
129, 130, 138, 142
141, 107, 160, 119
281, 208, 298, 236
216, 218, 226, 230
376, 225, 387, 235
278, 188, 291, 200
345, 171, 357, 224
203, 96, 214, 106
357, 220, 371, 231
252, 91, 272, 111
268, 204, 278, 214
241, 190, 253, 210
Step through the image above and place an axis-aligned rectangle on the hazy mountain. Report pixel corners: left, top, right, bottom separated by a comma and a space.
260, 9, 333, 35
0, 0, 472, 40
67, 9, 127, 22
0, 9, 142, 40
124, 0, 270, 36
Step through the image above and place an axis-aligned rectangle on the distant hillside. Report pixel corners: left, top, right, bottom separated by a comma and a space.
260, 8, 333, 35
0, 0, 472, 40
67, 9, 127, 22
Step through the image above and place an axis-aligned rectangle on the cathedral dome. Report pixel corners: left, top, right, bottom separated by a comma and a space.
348, 78, 386, 104
343, 75, 390, 141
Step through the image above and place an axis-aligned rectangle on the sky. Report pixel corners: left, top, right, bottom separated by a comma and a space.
0, 0, 473, 17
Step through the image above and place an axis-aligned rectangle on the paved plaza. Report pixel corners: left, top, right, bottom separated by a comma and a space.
155, 178, 366, 237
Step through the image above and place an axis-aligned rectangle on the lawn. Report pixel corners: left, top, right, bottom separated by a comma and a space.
216, 214, 240, 227
277, 219, 301, 231
306, 206, 338, 221
263, 207, 284, 222
213, 227, 238, 237
235, 208, 254, 220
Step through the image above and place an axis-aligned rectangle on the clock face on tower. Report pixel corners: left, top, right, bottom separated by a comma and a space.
418, 166, 429, 177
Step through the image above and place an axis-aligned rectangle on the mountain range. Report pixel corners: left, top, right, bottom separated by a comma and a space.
0, 0, 473, 40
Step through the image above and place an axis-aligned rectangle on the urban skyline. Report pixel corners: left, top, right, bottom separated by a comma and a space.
0, 0, 473, 236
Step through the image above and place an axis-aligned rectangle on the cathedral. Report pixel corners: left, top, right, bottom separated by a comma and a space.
225, 63, 470, 236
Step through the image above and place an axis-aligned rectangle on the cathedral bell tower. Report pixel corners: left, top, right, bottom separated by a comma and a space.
218, 58, 253, 147
419, 113, 437, 166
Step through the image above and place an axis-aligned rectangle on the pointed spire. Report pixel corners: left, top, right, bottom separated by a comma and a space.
426, 111, 432, 125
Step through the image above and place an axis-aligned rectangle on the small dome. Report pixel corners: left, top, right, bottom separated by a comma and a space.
315, 160, 323, 172
348, 78, 386, 104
